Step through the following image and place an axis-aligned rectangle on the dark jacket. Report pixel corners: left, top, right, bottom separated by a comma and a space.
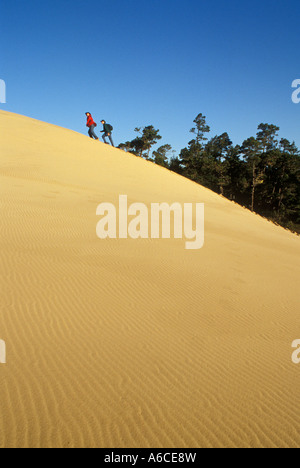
102, 123, 113, 134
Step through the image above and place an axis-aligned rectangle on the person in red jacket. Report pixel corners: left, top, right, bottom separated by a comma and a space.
85, 112, 99, 140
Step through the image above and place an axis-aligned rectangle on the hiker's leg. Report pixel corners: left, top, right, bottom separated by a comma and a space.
102, 134, 107, 143
88, 128, 93, 138
109, 134, 115, 147
90, 125, 98, 140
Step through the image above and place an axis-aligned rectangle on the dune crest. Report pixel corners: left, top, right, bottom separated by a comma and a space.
0, 110, 300, 448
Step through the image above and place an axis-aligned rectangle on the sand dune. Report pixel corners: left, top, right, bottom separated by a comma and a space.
0, 110, 300, 448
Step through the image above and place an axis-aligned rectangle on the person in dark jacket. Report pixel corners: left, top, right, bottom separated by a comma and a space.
101, 120, 114, 147
85, 112, 99, 140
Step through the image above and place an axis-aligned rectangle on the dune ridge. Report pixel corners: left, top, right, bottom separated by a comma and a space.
0, 110, 300, 448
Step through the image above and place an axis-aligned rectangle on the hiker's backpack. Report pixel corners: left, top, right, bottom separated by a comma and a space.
107, 124, 113, 132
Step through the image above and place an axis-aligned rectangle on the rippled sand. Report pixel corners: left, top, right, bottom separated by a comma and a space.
0, 111, 300, 448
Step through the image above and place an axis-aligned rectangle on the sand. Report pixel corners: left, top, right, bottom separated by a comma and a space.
0, 110, 300, 448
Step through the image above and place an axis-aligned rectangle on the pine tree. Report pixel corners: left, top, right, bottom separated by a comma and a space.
152, 144, 172, 168
118, 126, 162, 158
205, 133, 232, 195
179, 113, 211, 182
240, 136, 263, 212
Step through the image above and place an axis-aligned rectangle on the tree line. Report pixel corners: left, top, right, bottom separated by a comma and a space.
118, 114, 300, 233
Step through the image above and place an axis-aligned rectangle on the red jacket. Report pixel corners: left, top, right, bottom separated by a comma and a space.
86, 115, 96, 127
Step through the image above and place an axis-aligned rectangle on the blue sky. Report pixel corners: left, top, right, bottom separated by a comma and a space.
1, 0, 300, 155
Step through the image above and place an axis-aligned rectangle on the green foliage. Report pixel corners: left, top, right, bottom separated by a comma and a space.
175, 114, 300, 233
118, 114, 300, 233
152, 144, 172, 168
190, 113, 211, 146
118, 126, 162, 159
169, 156, 183, 175
256, 123, 280, 152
